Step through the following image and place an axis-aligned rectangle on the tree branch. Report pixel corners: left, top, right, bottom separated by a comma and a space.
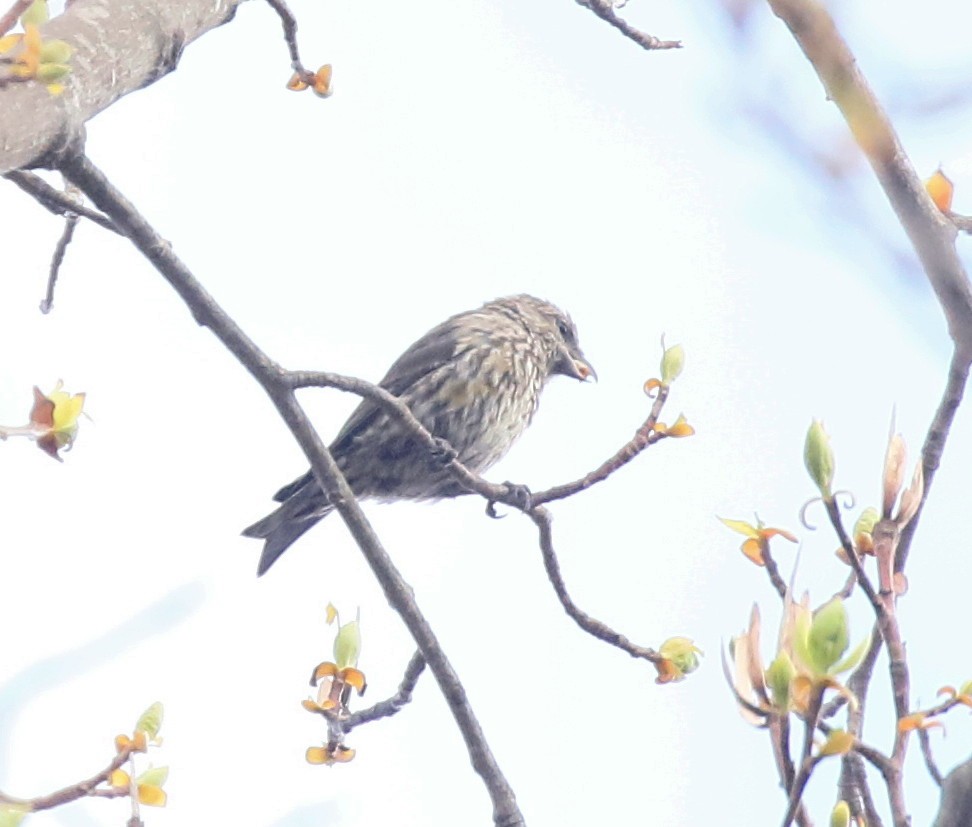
528, 507, 660, 664
574, 0, 682, 51
343, 649, 426, 733
58, 151, 523, 827
764, 0, 972, 357
40, 209, 78, 313
4, 170, 120, 233
0, 745, 132, 811
0, 0, 243, 174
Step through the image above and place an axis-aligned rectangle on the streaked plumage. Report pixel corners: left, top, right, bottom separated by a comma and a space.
243, 294, 594, 575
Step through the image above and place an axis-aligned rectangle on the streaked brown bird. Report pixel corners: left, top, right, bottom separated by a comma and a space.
243, 294, 595, 575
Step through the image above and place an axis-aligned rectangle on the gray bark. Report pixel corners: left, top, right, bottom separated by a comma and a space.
0, 0, 244, 173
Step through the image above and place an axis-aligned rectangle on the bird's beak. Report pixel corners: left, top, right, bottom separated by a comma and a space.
555, 347, 597, 382
573, 356, 597, 383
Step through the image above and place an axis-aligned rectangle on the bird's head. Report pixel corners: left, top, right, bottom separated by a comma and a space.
504, 295, 596, 383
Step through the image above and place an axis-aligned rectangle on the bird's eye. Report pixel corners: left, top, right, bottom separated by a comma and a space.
556, 318, 573, 342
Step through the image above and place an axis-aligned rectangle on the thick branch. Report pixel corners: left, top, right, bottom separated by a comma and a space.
764, 0, 972, 356
0, 0, 243, 173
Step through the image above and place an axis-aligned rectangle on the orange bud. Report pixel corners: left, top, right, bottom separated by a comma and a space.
287, 72, 309, 91
925, 169, 954, 213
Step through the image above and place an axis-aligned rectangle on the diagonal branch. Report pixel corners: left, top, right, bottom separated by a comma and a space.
574, 0, 682, 50
529, 506, 661, 665
343, 649, 426, 733
58, 151, 523, 827
897, 350, 971, 572
764, 0, 972, 356
4, 170, 120, 233
0, 745, 132, 811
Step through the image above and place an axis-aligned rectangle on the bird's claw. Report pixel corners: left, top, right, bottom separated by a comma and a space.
486, 483, 533, 518
430, 437, 458, 467
504, 481, 533, 511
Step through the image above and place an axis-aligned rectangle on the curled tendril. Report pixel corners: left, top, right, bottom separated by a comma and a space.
800, 497, 823, 530
800, 489, 856, 529
834, 490, 856, 510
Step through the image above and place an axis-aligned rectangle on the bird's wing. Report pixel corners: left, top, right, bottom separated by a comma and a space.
271, 315, 472, 503
328, 315, 473, 456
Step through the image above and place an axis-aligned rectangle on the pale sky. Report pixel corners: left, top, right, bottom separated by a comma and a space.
2, 0, 972, 825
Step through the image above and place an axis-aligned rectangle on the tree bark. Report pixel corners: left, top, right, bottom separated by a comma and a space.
0, 0, 244, 173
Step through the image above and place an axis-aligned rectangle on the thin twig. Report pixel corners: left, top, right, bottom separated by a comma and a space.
826, 502, 911, 822
530, 385, 671, 506
824, 499, 883, 613
529, 506, 661, 664
948, 212, 972, 235
781, 686, 825, 827
761, 545, 788, 600
263, 0, 315, 83
344, 650, 426, 733
4, 170, 120, 233
0, 746, 132, 811
40, 211, 78, 313
574, 0, 682, 50
288, 369, 676, 512
835, 624, 886, 826
897, 350, 971, 572
289, 369, 670, 663
769, 716, 812, 826
918, 727, 944, 787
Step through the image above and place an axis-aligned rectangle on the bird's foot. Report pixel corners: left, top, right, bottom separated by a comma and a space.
486, 481, 533, 518
430, 437, 458, 467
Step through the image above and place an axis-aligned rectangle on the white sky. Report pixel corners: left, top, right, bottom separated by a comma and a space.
2, 0, 972, 825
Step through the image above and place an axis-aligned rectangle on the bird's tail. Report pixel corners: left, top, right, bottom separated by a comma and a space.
242, 479, 334, 576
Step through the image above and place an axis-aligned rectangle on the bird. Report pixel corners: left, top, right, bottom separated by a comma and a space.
243, 294, 595, 576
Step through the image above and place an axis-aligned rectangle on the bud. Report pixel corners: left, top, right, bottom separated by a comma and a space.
830, 800, 851, 827
818, 729, 854, 757
135, 702, 164, 739
853, 507, 879, 538
312, 63, 333, 97
804, 419, 835, 499
20, 0, 49, 28
896, 461, 924, 528
882, 433, 906, 517
925, 169, 954, 213
659, 636, 703, 677
38, 38, 72, 64
36, 62, 70, 82
0, 806, 28, 827
806, 599, 849, 675
765, 651, 795, 709
136, 766, 169, 787
333, 618, 361, 670
660, 343, 685, 385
